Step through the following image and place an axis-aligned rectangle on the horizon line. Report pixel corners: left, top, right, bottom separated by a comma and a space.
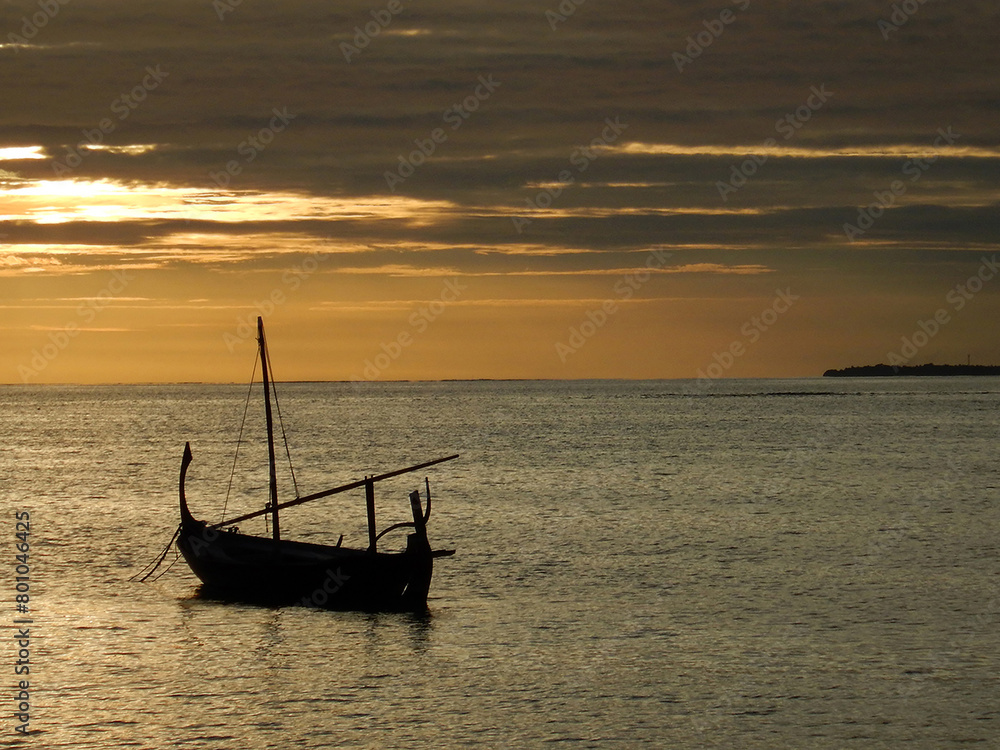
0, 375, 837, 387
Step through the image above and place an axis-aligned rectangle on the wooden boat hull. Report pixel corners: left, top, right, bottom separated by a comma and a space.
170, 318, 456, 612
177, 519, 434, 611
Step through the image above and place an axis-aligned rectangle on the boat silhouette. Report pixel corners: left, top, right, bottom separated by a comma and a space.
176, 317, 457, 611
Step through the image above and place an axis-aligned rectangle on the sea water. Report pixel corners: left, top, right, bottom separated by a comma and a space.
2, 378, 998, 748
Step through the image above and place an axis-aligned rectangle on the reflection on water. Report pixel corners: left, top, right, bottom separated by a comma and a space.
5, 379, 1000, 747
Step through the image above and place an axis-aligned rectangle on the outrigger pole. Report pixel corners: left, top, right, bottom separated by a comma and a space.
209, 455, 460, 530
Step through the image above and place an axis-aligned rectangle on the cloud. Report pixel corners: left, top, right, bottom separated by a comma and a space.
2, 1, 999, 379
609, 142, 1000, 160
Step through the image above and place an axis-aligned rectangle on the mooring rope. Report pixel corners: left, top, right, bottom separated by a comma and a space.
144, 546, 183, 583
129, 525, 181, 583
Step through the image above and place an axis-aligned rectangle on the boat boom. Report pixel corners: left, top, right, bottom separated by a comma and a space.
207, 453, 459, 529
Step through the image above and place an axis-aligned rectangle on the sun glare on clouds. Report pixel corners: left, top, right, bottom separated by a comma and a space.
0, 146, 46, 161
0, 177, 457, 226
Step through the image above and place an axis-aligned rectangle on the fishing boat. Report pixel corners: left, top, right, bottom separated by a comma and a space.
175, 317, 457, 611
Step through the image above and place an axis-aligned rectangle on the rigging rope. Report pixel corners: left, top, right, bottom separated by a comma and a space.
131, 324, 303, 584
221, 352, 259, 525
264, 343, 300, 500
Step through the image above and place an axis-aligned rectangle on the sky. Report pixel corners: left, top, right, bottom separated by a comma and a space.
1, 0, 998, 383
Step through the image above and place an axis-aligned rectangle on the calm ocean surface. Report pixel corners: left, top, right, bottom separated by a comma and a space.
3, 378, 999, 748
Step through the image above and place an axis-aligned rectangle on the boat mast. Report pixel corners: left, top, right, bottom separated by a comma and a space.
257, 316, 280, 542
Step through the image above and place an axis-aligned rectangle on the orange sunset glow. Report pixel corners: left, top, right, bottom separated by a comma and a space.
2, 2, 998, 383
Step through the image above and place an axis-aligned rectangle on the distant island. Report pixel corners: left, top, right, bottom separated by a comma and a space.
824, 363, 1000, 377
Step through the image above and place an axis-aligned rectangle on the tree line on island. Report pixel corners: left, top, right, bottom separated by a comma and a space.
823, 363, 1000, 377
